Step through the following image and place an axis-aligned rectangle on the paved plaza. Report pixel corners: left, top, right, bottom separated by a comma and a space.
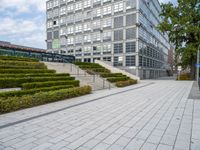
0, 80, 199, 150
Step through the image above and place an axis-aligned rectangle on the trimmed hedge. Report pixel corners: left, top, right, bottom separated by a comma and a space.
115, 79, 137, 87
0, 85, 74, 98
107, 77, 129, 83
0, 56, 38, 62
0, 86, 92, 114
100, 73, 124, 78
0, 65, 47, 69
0, 76, 75, 88
0, 69, 56, 74
0, 73, 69, 78
0, 60, 45, 67
22, 80, 80, 89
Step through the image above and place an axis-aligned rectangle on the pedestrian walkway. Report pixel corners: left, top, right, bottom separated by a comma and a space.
0, 80, 199, 150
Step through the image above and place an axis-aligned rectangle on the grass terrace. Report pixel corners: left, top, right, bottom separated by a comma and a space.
74, 62, 137, 87
0, 56, 91, 113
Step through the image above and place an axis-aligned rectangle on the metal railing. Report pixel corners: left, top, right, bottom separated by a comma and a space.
64, 63, 112, 90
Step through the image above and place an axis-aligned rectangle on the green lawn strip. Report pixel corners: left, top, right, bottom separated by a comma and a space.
0, 69, 56, 74
0, 76, 75, 88
0, 86, 92, 114
0, 60, 45, 67
0, 56, 38, 62
22, 80, 80, 89
0, 85, 74, 98
0, 73, 69, 78
0, 65, 47, 69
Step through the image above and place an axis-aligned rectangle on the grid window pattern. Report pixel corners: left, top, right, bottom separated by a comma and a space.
126, 42, 136, 53
114, 16, 123, 28
114, 30, 123, 41
126, 28, 136, 39
126, 55, 136, 66
126, 14, 136, 26
114, 2, 124, 12
114, 43, 123, 54
53, 31, 59, 39
114, 56, 123, 66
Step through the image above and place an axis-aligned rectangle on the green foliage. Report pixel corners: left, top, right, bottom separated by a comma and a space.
22, 80, 80, 89
0, 85, 74, 98
0, 86, 92, 114
115, 79, 138, 87
0, 73, 69, 78
107, 77, 130, 83
100, 73, 124, 78
0, 56, 38, 62
178, 74, 192, 80
0, 69, 56, 74
158, 0, 200, 78
0, 76, 75, 88
0, 65, 47, 69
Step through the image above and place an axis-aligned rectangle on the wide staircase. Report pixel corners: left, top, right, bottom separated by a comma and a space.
44, 62, 113, 91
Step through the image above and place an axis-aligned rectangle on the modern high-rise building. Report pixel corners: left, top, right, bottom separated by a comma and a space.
46, 0, 170, 79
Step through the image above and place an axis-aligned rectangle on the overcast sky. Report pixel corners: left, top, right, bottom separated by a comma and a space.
0, 0, 177, 49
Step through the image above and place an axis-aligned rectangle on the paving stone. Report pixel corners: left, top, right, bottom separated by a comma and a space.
125, 138, 145, 150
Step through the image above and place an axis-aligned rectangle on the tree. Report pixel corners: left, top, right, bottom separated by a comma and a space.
158, 0, 200, 79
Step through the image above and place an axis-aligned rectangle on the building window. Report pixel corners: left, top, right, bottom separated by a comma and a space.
67, 26, 74, 34
75, 35, 83, 44
53, 30, 59, 39
103, 5, 111, 15
114, 29, 123, 41
67, 4, 74, 12
53, 0, 59, 7
114, 56, 123, 66
84, 34, 91, 42
75, 24, 82, 33
126, 28, 136, 39
47, 42, 52, 49
126, 55, 136, 66
126, 42, 136, 53
47, 32, 52, 40
114, 43, 123, 53
67, 14, 74, 23
103, 57, 111, 61
60, 28, 66, 35
126, 0, 136, 9
60, 7, 66, 15
84, 0, 91, 8
93, 32, 101, 42
93, 8, 101, 17
83, 22, 91, 31
93, 20, 101, 29
93, 45, 101, 55
103, 44, 111, 54
114, 2, 123, 12
75, 2, 82, 11
103, 31, 111, 41
103, 18, 112, 28
75, 12, 83, 22
67, 37, 74, 45
114, 16, 123, 28
126, 14, 136, 26
47, 21, 53, 28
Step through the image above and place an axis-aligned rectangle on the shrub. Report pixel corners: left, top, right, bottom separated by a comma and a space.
0, 76, 75, 88
0, 86, 92, 114
0, 73, 69, 78
22, 80, 80, 89
74, 62, 98, 66
0, 60, 45, 67
0, 69, 56, 74
107, 77, 129, 83
100, 73, 124, 78
0, 56, 38, 62
115, 79, 137, 87
0, 85, 74, 98
178, 74, 191, 80
92, 68, 110, 73
0, 65, 47, 69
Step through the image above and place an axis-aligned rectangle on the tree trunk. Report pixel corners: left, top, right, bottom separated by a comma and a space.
190, 59, 196, 80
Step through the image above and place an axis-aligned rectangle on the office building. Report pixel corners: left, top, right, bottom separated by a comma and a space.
46, 0, 170, 79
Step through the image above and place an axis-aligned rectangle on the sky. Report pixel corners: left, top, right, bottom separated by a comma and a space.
0, 0, 177, 49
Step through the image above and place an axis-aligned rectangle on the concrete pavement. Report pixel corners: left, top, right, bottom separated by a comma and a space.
0, 80, 199, 150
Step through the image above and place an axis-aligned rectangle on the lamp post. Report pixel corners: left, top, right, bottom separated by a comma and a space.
196, 45, 200, 81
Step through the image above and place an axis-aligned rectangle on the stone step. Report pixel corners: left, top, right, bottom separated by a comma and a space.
44, 62, 114, 91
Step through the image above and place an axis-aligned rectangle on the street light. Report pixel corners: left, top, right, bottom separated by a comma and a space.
196, 45, 200, 81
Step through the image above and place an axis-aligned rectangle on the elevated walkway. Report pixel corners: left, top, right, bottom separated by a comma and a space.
44, 62, 114, 91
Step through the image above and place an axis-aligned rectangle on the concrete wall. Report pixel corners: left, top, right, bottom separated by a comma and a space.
95, 60, 140, 81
